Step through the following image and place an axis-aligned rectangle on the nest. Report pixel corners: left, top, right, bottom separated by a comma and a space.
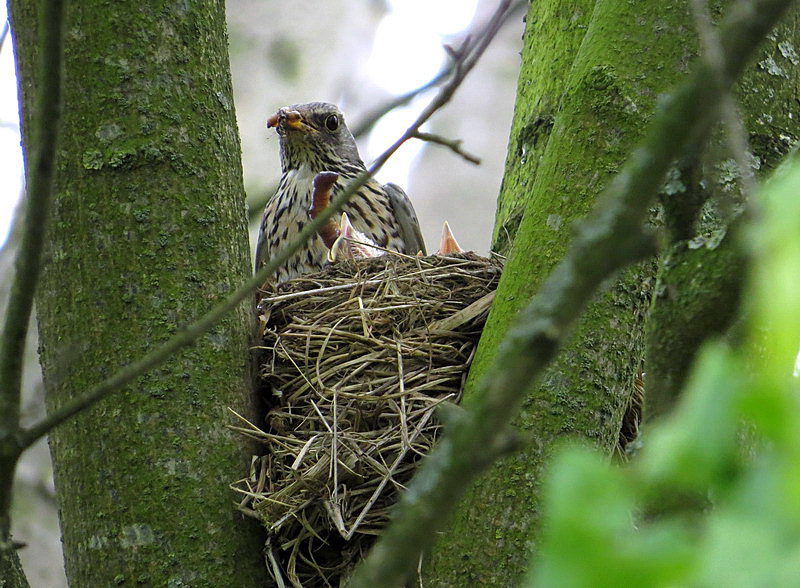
233, 252, 502, 587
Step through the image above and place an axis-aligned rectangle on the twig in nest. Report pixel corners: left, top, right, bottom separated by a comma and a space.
412, 131, 481, 165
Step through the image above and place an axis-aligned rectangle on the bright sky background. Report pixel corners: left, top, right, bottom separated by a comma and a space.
0, 3, 24, 247
365, 0, 478, 187
0, 0, 479, 247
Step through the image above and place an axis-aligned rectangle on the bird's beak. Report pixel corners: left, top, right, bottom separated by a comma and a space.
438, 221, 465, 255
267, 108, 312, 133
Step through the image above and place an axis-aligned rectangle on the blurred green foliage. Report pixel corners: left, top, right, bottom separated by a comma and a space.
529, 157, 800, 587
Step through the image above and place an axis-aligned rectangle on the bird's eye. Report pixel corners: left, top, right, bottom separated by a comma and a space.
325, 114, 339, 132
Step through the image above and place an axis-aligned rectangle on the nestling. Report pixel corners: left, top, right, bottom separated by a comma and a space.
308, 171, 382, 262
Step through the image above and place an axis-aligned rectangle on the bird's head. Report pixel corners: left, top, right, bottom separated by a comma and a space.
267, 102, 363, 172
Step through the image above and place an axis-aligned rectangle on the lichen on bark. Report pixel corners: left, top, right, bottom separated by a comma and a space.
646, 9, 800, 417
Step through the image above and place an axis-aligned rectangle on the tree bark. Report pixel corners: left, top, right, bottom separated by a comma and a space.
491, 0, 595, 256
425, 0, 695, 583
645, 7, 800, 416
0, 536, 29, 588
10, 0, 266, 585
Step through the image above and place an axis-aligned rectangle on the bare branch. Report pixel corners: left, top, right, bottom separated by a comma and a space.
349, 71, 449, 140
0, 20, 9, 55
0, 5, 63, 583
347, 0, 794, 585
412, 131, 481, 165
370, 1, 514, 175
19, 175, 365, 448
350, 0, 527, 141
17, 0, 513, 451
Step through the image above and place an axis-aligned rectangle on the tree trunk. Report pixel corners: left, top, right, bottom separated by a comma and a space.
490, 0, 595, 256
645, 7, 800, 416
425, 0, 695, 583
0, 520, 29, 588
10, 1, 266, 585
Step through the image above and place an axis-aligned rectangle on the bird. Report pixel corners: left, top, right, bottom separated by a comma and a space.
255, 102, 426, 283
310, 171, 465, 262
329, 212, 383, 262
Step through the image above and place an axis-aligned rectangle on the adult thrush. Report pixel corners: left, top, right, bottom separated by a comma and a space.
255, 102, 426, 283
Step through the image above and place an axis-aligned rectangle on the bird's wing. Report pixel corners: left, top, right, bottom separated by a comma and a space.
383, 183, 426, 255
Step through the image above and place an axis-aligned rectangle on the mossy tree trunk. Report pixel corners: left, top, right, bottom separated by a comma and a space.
425, 0, 799, 584
10, 0, 267, 585
645, 8, 800, 417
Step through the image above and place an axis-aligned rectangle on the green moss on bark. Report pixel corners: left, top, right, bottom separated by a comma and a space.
492, 0, 595, 254
645, 236, 744, 417
12, 1, 266, 585
0, 530, 29, 588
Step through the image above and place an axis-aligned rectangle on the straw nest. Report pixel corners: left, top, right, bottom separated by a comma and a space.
233, 251, 502, 587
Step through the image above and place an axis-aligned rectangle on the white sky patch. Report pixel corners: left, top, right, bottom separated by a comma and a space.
365, 0, 478, 190
0, 3, 24, 247
368, 0, 478, 94
365, 102, 428, 189
388, 0, 479, 35
366, 15, 445, 96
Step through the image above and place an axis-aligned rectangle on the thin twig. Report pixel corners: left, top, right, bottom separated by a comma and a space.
370, 1, 513, 176
0, 20, 9, 55
350, 0, 527, 142
349, 72, 449, 141
344, 408, 435, 541
347, 0, 794, 585
16, 0, 512, 451
412, 131, 481, 165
